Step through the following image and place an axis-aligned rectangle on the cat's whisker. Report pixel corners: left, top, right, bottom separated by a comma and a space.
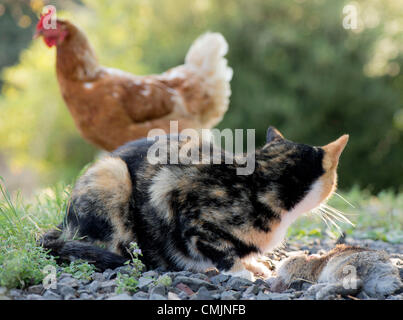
313, 208, 334, 226
316, 206, 345, 234
322, 203, 347, 219
319, 204, 347, 222
319, 210, 343, 234
317, 208, 336, 225
334, 192, 356, 208
319, 207, 347, 225
322, 211, 353, 231
321, 204, 355, 226
319, 205, 349, 223
313, 205, 349, 235
313, 209, 334, 231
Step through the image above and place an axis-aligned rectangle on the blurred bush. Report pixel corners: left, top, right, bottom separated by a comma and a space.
0, 0, 402, 192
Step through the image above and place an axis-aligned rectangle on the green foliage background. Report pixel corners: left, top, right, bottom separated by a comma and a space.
0, 0, 402, 192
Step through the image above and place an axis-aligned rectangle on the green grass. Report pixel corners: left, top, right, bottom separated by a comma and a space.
60, 260, 96, 282
115, 242, 145, 294
0, 177, 402, 290
0, 179, 69, 289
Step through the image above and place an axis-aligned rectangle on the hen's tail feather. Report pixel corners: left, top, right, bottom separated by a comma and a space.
39, 230, 126, 271
185, 32, 233, 127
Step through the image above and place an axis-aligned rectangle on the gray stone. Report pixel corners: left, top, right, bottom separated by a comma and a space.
284, 288, 296, 293
80, 293, 95, 300
80, 278, 92, 286
26, 294, 44, 300
88, 280, 100, 293
107, 293, 132, 300
8, 289, 22, 298
394, 286, 403, 295
221, 290, 241, 300
226, 277, 253, 291
137, 277, 155, 291
59, 285, 77, 298
159, 272, 176, 280
266, 292, 293, 300
103, 269, 117, 280
58, 277, 79, 288
255, 278, 271, 289
299, 293, 316, 300
192, 273, 209, 281
212, 293, 222, 300
256, 291, 272, 300
58, 273, 73, 280
115, 266, 133, 276
142, 270, 159, 278
356, 291, 371, 300
210, 274, 229, 285
77, 289, 90, 295
0, 287, 7, 296
168, 287, 182, 295
150, 293, 168, 300
27, 284, 44, 295
150, 284, 166, 296
190, 287, 214, 300
243, 285, 259, 296
178, 291, 189, 300
173, 276, 217, 292
288, 280, 308, 291
167, 271, 191, 278
132, 291, 149, 300
43, 290, 62, 300
99, 280, 117, 293
301, 282, 313, 291
167, 292, 180, 300
255, 291, 293, 300
92, 272, 105, 282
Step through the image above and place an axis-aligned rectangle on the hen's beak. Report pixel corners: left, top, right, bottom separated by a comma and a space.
33, 29, 42, 39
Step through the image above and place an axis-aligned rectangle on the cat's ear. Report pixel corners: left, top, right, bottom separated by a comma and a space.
266, 127, 284, 143
322, 134, 349, 168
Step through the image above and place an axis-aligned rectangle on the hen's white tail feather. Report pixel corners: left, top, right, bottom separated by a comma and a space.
185, 32, 233, 127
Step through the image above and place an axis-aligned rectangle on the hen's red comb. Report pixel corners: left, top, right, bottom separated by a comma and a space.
36, 9, 52, 31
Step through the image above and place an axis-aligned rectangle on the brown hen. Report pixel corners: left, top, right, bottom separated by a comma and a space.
35, 16, 232, 151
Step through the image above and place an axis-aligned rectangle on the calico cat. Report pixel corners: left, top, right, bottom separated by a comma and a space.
41, 127, 349, 280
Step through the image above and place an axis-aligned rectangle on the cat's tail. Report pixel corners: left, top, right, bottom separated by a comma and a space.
39, 229, 127, 271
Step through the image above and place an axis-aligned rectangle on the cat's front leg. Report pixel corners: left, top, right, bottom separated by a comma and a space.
222, 259, 255, 281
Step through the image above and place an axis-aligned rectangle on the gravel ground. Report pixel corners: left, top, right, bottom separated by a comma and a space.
2, 237, 402, 300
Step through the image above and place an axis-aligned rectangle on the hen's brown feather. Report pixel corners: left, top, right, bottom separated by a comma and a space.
51, 20, 232, 151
